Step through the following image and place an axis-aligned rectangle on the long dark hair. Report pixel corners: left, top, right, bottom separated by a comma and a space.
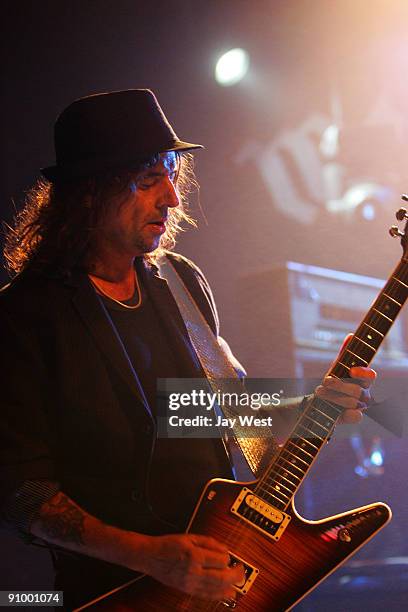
4, 153, 197, 277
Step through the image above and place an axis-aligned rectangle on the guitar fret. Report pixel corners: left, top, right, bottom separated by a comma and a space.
297, 424, 325, 442
362, 321, 384, 338
283, 448, 310, 468
311, 406, 335, 423
303, 414, 330, 433
332, 362, 350, 376
271, 474, 297, 492
354, 335, 376, 352
256, 485, 288, 506
297, 436, 318, 451
265, 479, 293, 496
263, 491, 287, 506
322, 402, 342, 418
268, 489, 290, 503
376, 294, 401, 319
392, 276, 408, 288
263, 482, 291, 500
288, 440, 315, 459
383, 292, 402, 306
266, 478, 293, 499
338, 361, 350, 371
314, 397, 342, 415
266, 475, 296, 497
275, 459, 302, 479
271, 464, 300, 484
278, 458, 305, 477
381, 283, 404, 302
373, 307, 393, 323
345, 349, 368, 366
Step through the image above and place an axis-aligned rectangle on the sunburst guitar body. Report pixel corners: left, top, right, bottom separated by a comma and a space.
80, 477, 390, 611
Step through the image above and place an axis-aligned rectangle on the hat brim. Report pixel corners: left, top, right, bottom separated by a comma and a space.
41, 140, 203, 182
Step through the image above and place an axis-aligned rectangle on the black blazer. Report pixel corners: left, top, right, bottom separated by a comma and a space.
0, 253, 233, 533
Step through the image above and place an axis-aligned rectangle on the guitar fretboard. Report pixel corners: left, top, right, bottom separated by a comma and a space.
256, 258, 408, 512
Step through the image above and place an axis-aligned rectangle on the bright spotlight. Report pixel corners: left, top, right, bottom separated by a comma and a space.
215, 48, 249, 86
370, 450, 384, 467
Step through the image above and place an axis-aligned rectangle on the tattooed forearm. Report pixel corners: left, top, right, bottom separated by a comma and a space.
36, 492, 85, 545
30, 490, 150, 571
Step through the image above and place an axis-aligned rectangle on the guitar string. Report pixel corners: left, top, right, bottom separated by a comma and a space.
183, 268, 408, 610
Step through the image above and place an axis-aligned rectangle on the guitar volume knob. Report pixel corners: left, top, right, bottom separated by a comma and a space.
338, 528, 352, 543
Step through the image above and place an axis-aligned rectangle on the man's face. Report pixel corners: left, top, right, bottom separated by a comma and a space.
98, 151, 180, 257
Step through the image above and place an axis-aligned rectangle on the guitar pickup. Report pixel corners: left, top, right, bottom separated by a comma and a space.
231, 487, 291, 541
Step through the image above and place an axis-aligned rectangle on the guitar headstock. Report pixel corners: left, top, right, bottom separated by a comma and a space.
389, 195, 408, 255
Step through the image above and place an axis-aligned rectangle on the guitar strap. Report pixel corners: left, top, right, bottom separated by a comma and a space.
158, 257, 278, 479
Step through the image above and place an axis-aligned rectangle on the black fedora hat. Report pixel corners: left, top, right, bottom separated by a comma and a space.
41, 89, 203, 181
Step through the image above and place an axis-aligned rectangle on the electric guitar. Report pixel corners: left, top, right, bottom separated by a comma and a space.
78, 205, 408, 611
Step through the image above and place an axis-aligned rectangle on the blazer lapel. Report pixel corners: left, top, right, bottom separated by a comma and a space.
139, 260, 204, 378
68, 271, 154, 420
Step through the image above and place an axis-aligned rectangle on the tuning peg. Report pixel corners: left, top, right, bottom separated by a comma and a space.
389, 225, 405, 238
396, 207, 408, 221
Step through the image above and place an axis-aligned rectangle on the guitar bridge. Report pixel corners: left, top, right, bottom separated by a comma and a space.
231, 487, 291, 541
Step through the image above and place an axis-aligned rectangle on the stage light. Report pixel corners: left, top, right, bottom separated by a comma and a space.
362, 203, 376, 220
369, 438, 384, 467
351, 434, 384, 477
215, 48, 249, 86
370, 449, 384, 467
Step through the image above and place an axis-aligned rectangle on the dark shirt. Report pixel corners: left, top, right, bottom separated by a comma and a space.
101, 283, 181, 416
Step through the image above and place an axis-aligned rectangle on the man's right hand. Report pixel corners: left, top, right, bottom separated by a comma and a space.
137, 533, 244, 600
30, 491, 243, 601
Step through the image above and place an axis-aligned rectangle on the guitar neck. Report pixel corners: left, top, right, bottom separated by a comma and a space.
257, 258, 408, 512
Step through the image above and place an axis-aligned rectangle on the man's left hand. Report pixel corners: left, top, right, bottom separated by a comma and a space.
315, 366, 376, 423
314, 334, 376, 424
